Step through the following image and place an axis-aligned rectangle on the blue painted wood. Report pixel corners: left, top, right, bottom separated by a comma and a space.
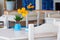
22, 0, 35, 10
22, 0, 29, 9
42, 0, 53, 10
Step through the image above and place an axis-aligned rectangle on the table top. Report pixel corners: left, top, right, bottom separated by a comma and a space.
0, 29, 28, 40
0, 29, 57, 40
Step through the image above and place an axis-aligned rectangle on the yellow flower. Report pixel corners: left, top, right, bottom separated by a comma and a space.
21, 7, 25, 13
25, 11, 28, 14
17, 7, 28, 17
31, 6, 34, 8
22, 10, 28, 17
17, 9, 21, 14
22, 13, 26, 17
27, 3, 34, 9
21, 7, 25, 11
27, 5, 31, 9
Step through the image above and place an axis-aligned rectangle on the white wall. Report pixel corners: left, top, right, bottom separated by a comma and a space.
0, 0, 4, 15
36, 0, 42, 10
0, 0, 4, 9
54, 0, 60, 2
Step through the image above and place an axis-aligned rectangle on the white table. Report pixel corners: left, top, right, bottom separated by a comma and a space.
0, 29, 57, 40
0, 29, 28, 40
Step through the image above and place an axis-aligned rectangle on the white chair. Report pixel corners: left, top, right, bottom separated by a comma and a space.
0, 15, 8, 29
28, 24, 57, 40
45, 11, 59, 18
0, 15, 15, 29
28, 11, 60, 40
28, 24, 34, 40
45, 11, 60, 23
55, 19, 60, 40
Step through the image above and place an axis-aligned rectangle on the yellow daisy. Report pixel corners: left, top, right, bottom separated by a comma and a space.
17, 9, 21, 14
22, 11, 28, 17
17, 7, 28, 17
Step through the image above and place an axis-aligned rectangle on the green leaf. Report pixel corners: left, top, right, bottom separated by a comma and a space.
14, 15, 23, 21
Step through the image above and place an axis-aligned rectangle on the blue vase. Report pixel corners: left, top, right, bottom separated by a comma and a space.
14, 23, 21, 31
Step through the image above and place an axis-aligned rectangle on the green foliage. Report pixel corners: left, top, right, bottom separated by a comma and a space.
14, 15, 23, 21
7, 0, 14, 1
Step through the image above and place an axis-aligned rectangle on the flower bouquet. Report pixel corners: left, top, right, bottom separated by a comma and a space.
14, 7, 28, 31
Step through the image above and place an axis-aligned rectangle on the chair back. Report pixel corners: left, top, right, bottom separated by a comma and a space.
28, 24, 34, 40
